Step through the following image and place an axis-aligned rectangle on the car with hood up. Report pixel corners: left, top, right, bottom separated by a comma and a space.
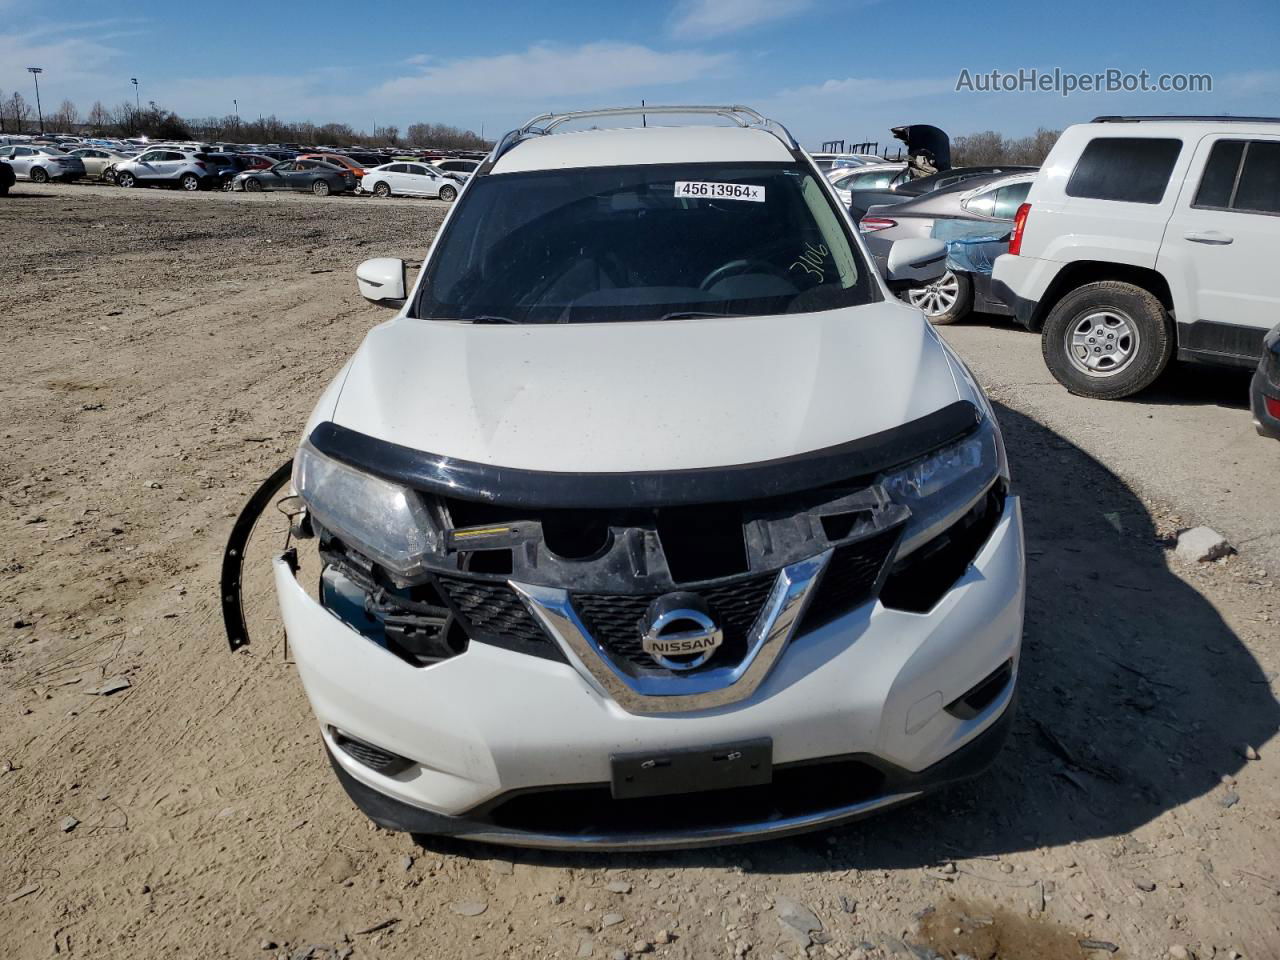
240, 104, 1025, 850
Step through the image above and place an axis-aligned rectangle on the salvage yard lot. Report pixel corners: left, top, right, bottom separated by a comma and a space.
1, 184, 1277, 959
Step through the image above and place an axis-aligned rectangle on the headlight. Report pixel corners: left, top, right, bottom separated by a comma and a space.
880, 413, 1007, 556
293, 440, 436, 577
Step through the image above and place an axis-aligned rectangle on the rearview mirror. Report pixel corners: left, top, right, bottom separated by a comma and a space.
886, 238, 947, 284
356, 257, 407, 306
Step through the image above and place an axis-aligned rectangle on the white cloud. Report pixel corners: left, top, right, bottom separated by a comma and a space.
377, 42, 729, 101
670, 0, 810, 38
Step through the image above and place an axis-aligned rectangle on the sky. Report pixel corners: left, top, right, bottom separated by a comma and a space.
3, 0, 1279, 148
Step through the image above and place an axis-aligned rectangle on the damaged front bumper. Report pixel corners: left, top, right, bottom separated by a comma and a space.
272, 494, 1024, 849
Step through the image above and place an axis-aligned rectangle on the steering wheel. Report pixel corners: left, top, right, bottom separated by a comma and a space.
698, 258, 789, 292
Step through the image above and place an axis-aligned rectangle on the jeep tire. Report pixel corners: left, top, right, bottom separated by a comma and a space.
1041, 280, 1173, 400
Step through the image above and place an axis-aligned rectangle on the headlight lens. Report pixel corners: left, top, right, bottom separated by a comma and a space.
293, 440, 436, 577
880, 414, 1006, 555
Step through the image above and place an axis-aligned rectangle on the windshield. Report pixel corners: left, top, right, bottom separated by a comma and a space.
415, 162, 877, 324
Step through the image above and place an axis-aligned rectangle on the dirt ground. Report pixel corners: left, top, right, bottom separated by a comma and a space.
2, 183, 1277, 960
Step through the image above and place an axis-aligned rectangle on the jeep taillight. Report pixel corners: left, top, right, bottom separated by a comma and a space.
860, 217, 897, 233
1008, 203, 1031, 256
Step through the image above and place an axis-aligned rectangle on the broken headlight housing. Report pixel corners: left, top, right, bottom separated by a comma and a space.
293, 440, 437, 578
879, 413, 1007, 557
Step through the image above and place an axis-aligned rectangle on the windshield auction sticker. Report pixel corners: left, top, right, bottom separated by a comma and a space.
675, 181, 766, 202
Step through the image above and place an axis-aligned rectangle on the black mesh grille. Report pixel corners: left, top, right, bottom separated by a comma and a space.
436, 576, 548, 647
799, 526, 903, 631
572, 573, 777, 666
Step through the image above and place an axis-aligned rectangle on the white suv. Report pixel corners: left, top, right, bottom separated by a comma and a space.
236, 106, 1025, 849
992, 116, 1280, 399
112, 149, 218, 190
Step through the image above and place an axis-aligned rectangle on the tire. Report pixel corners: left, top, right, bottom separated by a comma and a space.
102, 168, 117, 184
373, 181, 390, 198
116, 171, 137, 188
312, 179, 331, 197
180, 173, 200, 192
438, 184, 457, 203
244, 178, 262, 193
30, 167, 49, 184
902, 270, 972, 325
221, 178, 234, 192
1040, 280, 1173, 400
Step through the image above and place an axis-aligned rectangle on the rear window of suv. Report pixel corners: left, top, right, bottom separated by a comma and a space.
1193, 139, 1280, 215
1065, 137, 1182, 204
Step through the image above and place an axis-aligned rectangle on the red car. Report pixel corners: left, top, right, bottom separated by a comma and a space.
298, 153, 367, 180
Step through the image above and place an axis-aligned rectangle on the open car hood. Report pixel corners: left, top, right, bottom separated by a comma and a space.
891, 124, 951, 173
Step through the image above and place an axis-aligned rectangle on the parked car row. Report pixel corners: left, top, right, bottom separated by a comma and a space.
0, 134, 481, 202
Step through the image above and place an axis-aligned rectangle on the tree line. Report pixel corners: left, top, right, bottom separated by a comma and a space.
950, 128, 1061, 167
0, 93, 491, 150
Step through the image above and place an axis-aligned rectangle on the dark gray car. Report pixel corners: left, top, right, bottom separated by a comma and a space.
233, 159, 357, 196
861, 172, 1034, 324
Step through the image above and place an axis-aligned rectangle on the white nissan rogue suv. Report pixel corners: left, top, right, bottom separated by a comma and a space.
248, 106, 1026, 849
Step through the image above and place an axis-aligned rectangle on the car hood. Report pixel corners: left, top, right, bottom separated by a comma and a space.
326, 302, 966, 473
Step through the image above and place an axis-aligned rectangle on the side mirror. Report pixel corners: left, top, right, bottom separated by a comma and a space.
356, 257, 407, 306
886, 238, 947, 284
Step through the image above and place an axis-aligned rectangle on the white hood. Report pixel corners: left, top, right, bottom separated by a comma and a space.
328, 302, 964, 473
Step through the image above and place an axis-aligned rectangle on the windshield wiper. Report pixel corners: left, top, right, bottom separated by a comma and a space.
655, 311, 744, 322
459, 315, 520, 324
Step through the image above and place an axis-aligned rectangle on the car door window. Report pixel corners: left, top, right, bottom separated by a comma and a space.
1193, 139, 1280, 215
992, 182, 1032, 219
387, 164, 408, 174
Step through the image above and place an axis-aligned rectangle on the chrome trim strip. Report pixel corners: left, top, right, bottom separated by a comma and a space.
510, 550, 831, 715
452, 791, 922, 851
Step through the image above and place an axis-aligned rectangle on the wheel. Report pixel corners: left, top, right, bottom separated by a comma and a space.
180, 173, 200, 191
116, 171, 137, 188
438, 183, 457, 202
373, 181, 390, 198
221, 178, 234, 192
902, 270, 972, 325
1041, 281, 1173, 400
102, 168, 117, 184
244, 178, 262, 192
312, 179, 331, 197
30, 167, 49, 184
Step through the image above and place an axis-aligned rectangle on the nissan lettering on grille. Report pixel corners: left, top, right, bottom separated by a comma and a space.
640, 593, 724, 671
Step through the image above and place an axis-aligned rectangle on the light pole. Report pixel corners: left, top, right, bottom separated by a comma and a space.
131, 77, 139, 110
27, 67, 44, 134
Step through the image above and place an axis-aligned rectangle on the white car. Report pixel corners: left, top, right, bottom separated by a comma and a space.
112, 149, 219, 191
0, 145, 86, 183
991, 115, 1280, 399
246, 104, 1024, 849
360, 162, 460, 201
68, 147, 136, 181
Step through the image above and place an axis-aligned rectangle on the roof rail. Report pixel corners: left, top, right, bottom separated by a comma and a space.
483, 104, 799, 170
1092, 115, 1280, 124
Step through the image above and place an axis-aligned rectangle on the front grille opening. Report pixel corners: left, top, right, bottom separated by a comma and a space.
483, 758, 885, 835
542, 512, 613, 561
945, 660, 1013, 720
879, 483, 1005, 615
820, 509, 871, 542
655, 504, 749, 583
797, 526, 904, 632
331, 728, 413, 775
462, 548, 514, 575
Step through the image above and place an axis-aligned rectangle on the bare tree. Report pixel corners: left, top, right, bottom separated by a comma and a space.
951, 128, 1060, 167
5, 92, 33, 135
49, 99, 79, 132
86, 100, 111, 133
